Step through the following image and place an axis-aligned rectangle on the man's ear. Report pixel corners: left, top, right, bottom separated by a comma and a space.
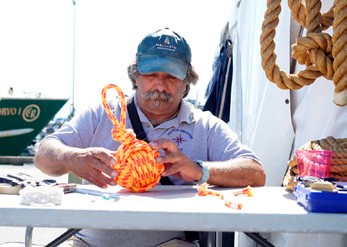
182, 83, 189, 98
131, 79, 137, 89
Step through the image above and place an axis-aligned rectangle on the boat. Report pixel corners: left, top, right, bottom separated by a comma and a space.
0, 97, 68, 157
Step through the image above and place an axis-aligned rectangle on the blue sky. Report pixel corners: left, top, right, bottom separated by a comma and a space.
0, 0, 232, 117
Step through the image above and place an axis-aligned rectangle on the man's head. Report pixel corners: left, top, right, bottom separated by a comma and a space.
128, 28, 198, 98
137, 28, 191, 80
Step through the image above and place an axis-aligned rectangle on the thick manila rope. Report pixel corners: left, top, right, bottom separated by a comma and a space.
306, 137, 347, 179
260, 0, 346, 106
101, 84, 165, 192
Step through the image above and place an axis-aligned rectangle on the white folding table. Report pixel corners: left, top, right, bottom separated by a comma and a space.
1, 185, 346, 246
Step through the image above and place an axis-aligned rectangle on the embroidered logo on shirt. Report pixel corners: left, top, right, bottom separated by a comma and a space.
167, 128, 193, 149
172, 134, 186, 146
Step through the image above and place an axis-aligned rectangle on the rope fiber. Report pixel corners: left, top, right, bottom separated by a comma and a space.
260, 0, 346, 106
283, 136, 347, 189
101, 84, 165, 192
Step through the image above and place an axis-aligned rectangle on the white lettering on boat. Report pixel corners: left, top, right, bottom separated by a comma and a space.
0, 104, 41, 122
22, 104, 40, 122
0, 108, 17, 116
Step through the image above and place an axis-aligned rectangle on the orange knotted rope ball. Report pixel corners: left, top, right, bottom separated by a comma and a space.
101, 84, 165, 192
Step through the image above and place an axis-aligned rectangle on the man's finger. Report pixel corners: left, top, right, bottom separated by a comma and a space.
93, 151, 117, 167
150, 139, 176, 151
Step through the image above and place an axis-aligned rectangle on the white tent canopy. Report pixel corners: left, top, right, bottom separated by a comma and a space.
225, 1, 346, 246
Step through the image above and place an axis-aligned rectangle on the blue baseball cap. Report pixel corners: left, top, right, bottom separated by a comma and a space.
136, 28, 191, 80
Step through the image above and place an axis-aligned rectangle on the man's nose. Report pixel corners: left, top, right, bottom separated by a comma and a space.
153, 75, 167, 90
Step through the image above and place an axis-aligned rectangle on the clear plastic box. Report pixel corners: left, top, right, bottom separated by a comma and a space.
295, 150, 333, 178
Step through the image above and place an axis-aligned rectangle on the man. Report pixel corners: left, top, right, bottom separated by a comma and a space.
35, 28, 266, 247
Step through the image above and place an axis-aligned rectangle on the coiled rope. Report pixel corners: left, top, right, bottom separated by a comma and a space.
101, 84, 165, 192
260, 0, 346, 106
300, 136, 347, 179
283, 136, 347, 189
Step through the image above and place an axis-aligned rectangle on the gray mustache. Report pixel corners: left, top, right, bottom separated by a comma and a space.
143, 90, 174, 103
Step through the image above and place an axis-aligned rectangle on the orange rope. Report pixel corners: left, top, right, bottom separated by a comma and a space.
196, 183, 253, 209
101, 84, 165, 192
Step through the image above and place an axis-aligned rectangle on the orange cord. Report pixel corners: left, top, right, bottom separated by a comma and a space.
101, 84, 165, 192
196, 183, 252, 209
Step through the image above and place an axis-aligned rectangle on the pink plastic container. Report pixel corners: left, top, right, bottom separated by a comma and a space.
295, 150, 334, 178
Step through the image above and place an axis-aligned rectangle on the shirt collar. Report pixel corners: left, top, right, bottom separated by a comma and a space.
133, 93, 195, 127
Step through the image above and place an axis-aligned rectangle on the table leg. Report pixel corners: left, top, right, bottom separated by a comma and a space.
244, 232, 274, 247
215, 232, 223, 247
46, 228, 82, 247
25, 226, 33, 247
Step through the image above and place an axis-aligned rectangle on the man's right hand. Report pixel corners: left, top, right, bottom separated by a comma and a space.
34, 139, 118, 189
67, 147, 118, 188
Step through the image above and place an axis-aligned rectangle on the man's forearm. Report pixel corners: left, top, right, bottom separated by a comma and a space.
207, 158, 266, 187
34, 139, 72, 176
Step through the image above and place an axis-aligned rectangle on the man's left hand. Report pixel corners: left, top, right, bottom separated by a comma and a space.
150, 139, 202, 182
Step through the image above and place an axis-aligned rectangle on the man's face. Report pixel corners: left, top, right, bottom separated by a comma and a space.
135, 72, 187, 114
